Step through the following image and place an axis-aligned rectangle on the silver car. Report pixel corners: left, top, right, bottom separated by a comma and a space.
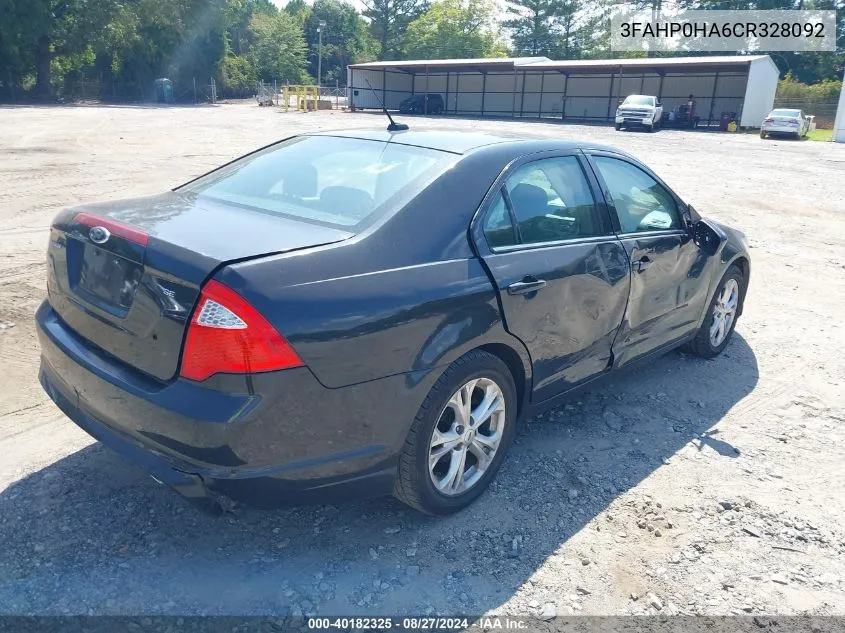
760, 108, 809, 139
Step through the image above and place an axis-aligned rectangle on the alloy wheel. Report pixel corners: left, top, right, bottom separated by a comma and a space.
710, 278, 739, 347
428, 377, 506, 496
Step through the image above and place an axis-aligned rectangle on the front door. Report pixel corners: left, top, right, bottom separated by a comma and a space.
474, 153, 630, 403
587, 153, 711, 367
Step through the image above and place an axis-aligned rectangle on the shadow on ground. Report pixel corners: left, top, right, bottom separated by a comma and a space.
0, 335, 758, 615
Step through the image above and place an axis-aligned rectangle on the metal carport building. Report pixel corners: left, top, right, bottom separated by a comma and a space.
347, 55, 779, 128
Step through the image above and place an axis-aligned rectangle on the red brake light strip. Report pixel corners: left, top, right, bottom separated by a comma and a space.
74, 212, 149, 247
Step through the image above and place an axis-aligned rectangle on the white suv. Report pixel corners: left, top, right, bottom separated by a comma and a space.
615, 95, 664, 133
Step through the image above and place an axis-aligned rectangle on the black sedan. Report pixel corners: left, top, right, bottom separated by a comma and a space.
399, 94, 445, 114
36, 129, 750, 515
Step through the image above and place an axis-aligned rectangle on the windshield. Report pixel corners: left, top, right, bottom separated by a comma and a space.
771, 109, 800, 117
623, 96, 655, 106
180, 136, 454, 229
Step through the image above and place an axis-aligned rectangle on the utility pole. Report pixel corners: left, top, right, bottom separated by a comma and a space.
317, 20, 327, 91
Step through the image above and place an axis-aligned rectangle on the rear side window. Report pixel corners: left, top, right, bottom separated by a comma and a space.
592, 156, 681, 233
180, 136, 454, 229
484, 156, 605, 248
483, 192, 517, 248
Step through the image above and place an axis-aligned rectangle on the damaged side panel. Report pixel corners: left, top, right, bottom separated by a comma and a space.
479, 239, 631, 403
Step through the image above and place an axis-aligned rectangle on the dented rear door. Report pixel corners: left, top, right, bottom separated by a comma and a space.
472, 151, 631, 403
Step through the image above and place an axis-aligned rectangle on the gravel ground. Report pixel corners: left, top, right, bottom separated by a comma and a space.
0, 102, 844, 616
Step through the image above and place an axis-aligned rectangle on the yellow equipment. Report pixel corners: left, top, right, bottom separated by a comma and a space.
281, 85, 320, 112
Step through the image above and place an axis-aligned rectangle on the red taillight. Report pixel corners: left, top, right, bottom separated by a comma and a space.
180, 280, 303, 381
74, 212, 149, 246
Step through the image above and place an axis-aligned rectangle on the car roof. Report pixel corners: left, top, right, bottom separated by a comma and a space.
306, 129, 622, 156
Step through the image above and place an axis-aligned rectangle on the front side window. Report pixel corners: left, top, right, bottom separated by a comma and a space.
592, 156, 681, 234
180, 136, 454, 229
502, 156, 605, 245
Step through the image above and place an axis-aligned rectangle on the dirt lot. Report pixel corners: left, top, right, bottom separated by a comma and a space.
1, 103, 844, 617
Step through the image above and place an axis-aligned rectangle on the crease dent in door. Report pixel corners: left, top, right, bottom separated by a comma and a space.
486, 238, 630, 403
545, 241, 630, 387
613, 233, 706, 367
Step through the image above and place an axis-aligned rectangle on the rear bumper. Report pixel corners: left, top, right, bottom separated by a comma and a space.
763, 124, 801, 134
36, 301, 433, 510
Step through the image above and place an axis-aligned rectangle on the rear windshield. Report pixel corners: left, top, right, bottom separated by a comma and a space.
179, 136, 454, 229
771, 109, 800, 117
623, 96, 655, 106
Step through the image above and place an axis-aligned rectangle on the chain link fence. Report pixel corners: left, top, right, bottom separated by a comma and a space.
773, 99, 839, 129
51, 76, 219, 104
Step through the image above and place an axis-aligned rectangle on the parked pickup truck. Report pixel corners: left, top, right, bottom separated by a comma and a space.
615, 95, 664, 132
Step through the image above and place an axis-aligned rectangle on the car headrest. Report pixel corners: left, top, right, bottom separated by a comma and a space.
509, 183, 548, 216
283, 164, 318, 198
320, 186, 373, 220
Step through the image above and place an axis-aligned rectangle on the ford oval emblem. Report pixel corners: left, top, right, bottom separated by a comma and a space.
89, 226, 110, 244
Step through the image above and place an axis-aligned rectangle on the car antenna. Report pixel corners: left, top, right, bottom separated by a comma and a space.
364, 78, 409, 132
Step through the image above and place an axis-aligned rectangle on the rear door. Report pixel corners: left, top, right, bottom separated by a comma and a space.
585, 152, 709, 367
472, 152, 630, 403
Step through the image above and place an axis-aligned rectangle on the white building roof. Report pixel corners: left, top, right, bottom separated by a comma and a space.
349, 55, 773, 74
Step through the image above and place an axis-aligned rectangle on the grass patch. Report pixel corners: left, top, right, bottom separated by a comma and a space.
806, 129, 834, 142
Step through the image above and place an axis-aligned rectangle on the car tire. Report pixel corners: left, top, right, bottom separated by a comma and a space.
646, 123, 655, 133
615, 123, 622, 131
684, 265, 744, 358
760, 131, 767, 139
393, 350, 518, 515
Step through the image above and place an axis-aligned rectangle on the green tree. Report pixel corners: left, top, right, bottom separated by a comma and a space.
777, 72, 842, 100
0, 0, 42, 98
504, 0, 561, 56
503, 0, 586, 58
404, 0, 509, 59
363, 0, 428, 59
284, 0, 311, 25
219, 53, 257, 94
0, 0, 115, 99
226, 0, 277, 55
303, 0, 378, 85
554, 0, 584, 57
247, 10, 308, 83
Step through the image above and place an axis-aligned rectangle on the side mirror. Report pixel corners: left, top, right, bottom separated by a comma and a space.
692, 217, 726, 257
656, 101, 662, 108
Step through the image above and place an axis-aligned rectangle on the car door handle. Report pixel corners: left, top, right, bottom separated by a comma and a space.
507, 277, 547, 295
632, 257, 653, 273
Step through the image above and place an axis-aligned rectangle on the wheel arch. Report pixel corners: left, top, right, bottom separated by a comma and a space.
726, 255, 750, 316
421, 337, 533, 422
475, 342, 531, 420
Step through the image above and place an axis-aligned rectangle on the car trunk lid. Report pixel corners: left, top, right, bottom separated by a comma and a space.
46, 192, 352, 381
